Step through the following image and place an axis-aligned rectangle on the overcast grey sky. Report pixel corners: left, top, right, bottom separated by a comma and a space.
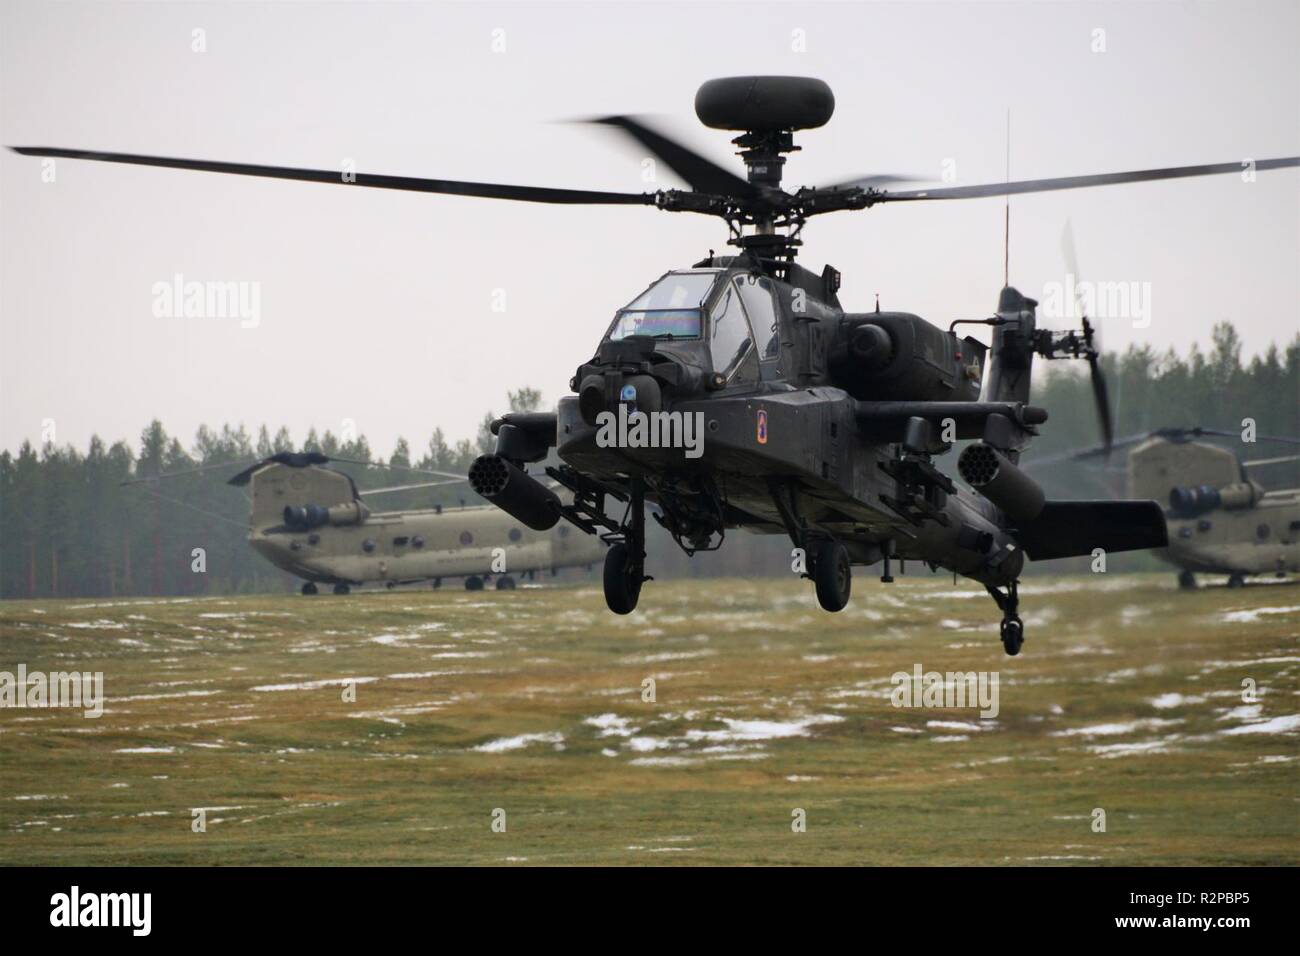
2, 0, 1297, 458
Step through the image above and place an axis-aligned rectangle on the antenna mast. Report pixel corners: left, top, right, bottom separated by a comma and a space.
1003, 109, 1011, 287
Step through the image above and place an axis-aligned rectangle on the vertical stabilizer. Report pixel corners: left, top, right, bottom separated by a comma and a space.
983, 286, 1038, 406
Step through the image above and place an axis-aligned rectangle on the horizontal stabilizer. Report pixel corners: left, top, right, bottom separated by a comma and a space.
1016, 500, 1167, 561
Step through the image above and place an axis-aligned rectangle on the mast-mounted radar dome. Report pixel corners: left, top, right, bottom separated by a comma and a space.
694, 76, 835, 132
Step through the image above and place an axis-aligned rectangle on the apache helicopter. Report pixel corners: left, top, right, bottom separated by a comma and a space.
16, 76, 1298, 653
125, 451, 604, 593
1033, 428, 1300, 589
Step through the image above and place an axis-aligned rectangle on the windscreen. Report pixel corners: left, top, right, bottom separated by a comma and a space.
608, 271, 717, 341
736, 274, 780, 360
708, 279, 754, 374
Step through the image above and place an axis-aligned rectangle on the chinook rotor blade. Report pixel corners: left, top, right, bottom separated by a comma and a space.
1163, 427, 1300, 446
1026, 426, 1300, 470
361, 478, 469, 496
583, 116, 757, 198
224, 451, 332, 485
325, 457, 467, 481
223, 453, 466, 487
876, 156, 1300, 202
9, 147, 657, 206
120, 457, 264, 486
1023, 431, 1155, 469
1244, 453, 1300, 468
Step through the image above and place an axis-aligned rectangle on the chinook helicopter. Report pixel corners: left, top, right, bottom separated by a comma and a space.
125, 451, 605, 593
15, 76, 1298, 653
1034, 428, 1300, 590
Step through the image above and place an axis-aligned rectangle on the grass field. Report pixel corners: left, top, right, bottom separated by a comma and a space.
1, 573, 1296, 865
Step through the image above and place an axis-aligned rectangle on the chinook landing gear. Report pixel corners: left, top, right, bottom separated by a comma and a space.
301, 582, 318, 596
986, 581, 1024, 656
332, 583, 350, 596
495, 575, 516, 590
603, 478, 650, 615
465, 575, 485, 591
1178, 570, 1197, 590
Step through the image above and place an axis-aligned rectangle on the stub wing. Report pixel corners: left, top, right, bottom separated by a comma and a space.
1016, 500, 1168, 561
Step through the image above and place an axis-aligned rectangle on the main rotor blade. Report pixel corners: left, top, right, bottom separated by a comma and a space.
819, 173, 929, 190
1023, 430, 1154, 469
9, 147, 656, 206
585, 116, 756, 198
1244, 453, 1300, 468
1029, 426, 1300, 470
327, 457, 467, 480
121, 457, 263, 486
1155, 427, 1300, 446
362, 478, 468, 496
877, 156, 1300, 202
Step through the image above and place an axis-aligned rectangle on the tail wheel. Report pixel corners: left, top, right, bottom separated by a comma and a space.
813, 539, 851, 612
1000, 617, 1024, 656
603, 542, 643, 615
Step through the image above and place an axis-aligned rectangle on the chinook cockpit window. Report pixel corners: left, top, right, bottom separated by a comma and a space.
608, 271, 717, 341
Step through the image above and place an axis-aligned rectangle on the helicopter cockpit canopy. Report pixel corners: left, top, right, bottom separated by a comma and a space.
605, 267, 775, 387
608, 269, 716, 342
706, 272, 755, 376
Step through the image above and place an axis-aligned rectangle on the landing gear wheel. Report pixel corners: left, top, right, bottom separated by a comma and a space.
385, 581, 396, 590
1000, 616, 1024, 656
1227, 573, 1245, 589
987, 580, 1023, 655
495, 576, 516, 590
813, 539, 851, 612
1178, 570, 1197, 590
301, 582, 318, 596
465, 575, 484, 591
603, 542, 643, 615
332, 583, 350, 596
603, 477, 649, 615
